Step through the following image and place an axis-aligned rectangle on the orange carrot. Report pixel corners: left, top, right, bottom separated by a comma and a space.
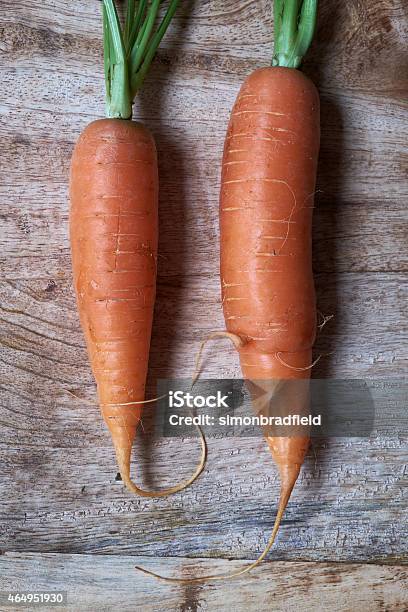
70, 0, 205, 496
220, 60, 319, 519
136, 0, 320, 582
219, 0, 320, 577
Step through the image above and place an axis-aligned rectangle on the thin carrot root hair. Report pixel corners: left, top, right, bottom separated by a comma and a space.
192, 330, 246, 386
64, 389, 207, 498
114, 426, 207, 499
317, 310, 334, 331
134, 481, 295, 583
274, 352, 321, 371
63, 388, 168, 407
133, 329, 297, 582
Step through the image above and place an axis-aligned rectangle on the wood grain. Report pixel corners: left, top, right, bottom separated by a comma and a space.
1, 553, 407, 612
0, 0, 407, 576
0, 435, 407, 561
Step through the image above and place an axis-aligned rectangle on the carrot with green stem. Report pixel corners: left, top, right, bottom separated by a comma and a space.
220, 0, 320, 540
137, 0, 319, 581
70, 0, 206, 497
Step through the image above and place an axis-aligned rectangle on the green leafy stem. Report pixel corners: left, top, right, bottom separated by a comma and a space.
273, 0, 318, 68
103, 0, 180, 119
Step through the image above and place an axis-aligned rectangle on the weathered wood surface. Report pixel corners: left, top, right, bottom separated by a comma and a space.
1, 435, 407, 562
1, 553, 407, 612
0, 0, 407, 575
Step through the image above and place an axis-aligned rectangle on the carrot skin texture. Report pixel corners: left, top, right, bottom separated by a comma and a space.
70, 119, 158, 463
220, 67, 320, 484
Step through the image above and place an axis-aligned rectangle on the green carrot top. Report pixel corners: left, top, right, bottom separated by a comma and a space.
273, 0, 318, 69
103, 0, 180, 120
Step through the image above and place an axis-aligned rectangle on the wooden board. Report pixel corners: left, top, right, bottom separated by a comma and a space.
0, 436, 407, 562
0, 0, 407, 593
1, 553, 407, 612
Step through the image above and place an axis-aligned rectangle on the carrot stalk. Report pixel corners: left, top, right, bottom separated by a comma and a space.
273, 0, 318, 68
130, 0, 181, 96
129, 0, 162, 80
124, 0, 136, 47
103, 0, 130, 119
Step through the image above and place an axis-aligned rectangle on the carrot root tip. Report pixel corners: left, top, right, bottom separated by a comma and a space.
114, 426, 207, 499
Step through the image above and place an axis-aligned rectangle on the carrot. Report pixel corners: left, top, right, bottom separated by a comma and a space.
136, 0, 320, 581
70, 0, 206, 496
